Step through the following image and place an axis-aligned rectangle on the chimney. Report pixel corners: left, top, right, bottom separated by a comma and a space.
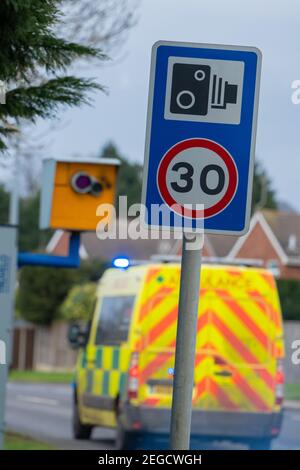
288, 234, 297, 253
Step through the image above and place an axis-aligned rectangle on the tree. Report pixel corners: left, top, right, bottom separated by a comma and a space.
60, 0, 138, 54
75, 259, 106, 283
18, 191, 52, 252
0, 0, 138, 195
0, 0, 106, 152
60, 283, 97, 322
100, 142, 142, 208
252, 161, 277, 213
277, 279, 300, 321
16, 266, 76, 325
16, 259, 105, 325
0, 184, 46, 249
6, 126, 45, 195
0, 187, 52, 251
0, 185, 9, 224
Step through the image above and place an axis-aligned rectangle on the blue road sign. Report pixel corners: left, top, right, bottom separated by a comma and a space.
141, 41, 262, 234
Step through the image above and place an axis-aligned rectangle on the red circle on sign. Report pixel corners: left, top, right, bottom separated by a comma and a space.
157, 138, 238, 218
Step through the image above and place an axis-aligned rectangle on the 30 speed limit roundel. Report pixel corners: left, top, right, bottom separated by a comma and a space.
157, 138, 238, 219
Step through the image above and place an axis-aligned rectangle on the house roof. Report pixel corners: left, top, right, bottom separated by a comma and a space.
48, 211, 300, 264
262, 209, 300, 258
172, 233, 238, 258
227, 209, 300, 266
47, 220, 239, 262
206, 233, 239, 258
48, 219, 180, 262
80, 232, 176, 261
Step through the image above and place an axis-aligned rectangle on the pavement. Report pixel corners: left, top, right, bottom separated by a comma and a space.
5, 382, 300, 450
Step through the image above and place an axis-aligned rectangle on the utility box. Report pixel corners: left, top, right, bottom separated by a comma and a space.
39, 158, 120, 231
0, 225, 17, 449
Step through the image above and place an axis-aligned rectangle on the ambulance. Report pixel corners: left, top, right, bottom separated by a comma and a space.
69, 261, 285, 450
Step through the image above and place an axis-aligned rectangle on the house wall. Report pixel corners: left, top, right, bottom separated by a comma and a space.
233, 222, 300, 281
280, 265, 300, 281
235, 222, 281, 265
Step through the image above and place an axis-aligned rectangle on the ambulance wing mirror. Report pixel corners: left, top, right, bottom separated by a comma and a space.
68, 322, 90, 349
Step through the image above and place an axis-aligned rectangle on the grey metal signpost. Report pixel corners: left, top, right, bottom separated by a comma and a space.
170, 233, 202, 449
0, 226, 17, 449
142, 41, 261, 450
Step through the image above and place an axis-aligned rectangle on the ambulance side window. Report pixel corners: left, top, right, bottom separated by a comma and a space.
95, 295, 135, 345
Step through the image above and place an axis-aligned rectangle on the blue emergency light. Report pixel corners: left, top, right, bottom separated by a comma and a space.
112, 257, 130, 269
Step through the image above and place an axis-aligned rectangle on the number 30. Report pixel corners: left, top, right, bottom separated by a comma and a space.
170, 162, 225, 195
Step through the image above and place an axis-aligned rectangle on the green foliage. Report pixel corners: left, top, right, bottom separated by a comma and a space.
4, 78, 102, 122
277, 279, 300, 321
19, 192, 41, 251
16, 266, 77, 325
252, 161, 277, 212
60, 282, 97, 322
0, 185, 9, 224
16, 259, 105, 325
100, 142, 142, 208
75, 259, 106, 283
0, 189, 52, 251
0, 188, 52, 251
0, 0, 105, 150
19, 191, 53, 252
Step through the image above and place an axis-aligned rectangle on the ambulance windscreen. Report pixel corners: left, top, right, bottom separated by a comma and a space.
95, 295, 135, 345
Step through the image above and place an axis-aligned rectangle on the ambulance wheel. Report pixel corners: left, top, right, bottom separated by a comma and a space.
115, 418, 132, 450
72, 401, 93, 440
248, 438, 272, 450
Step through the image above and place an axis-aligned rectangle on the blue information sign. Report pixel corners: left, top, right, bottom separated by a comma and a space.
141, 41, 261, 234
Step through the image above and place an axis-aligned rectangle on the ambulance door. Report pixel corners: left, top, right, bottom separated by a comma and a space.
138, 288, 210, 410
138, 291, 177, 408
205, 293, 275, 413
82, 295, 135, 426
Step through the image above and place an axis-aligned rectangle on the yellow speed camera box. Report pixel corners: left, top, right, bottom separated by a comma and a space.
39, 158, 120, 231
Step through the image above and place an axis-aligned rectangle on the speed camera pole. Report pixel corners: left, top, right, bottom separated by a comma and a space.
170, 233, 202, 450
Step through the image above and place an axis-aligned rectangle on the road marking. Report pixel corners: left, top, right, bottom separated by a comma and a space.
16, 395, 58, 406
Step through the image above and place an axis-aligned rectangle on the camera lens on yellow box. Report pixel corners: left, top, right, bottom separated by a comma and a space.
39, 158, 120, 231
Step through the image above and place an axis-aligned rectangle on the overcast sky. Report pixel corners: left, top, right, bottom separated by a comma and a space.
37, 0, 300, 210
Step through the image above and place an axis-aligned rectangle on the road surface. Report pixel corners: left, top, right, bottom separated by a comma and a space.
5, 382, 300, 450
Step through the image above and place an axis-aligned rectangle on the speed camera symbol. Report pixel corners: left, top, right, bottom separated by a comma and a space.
171, 63, 238, 116
165, 58, 244, 125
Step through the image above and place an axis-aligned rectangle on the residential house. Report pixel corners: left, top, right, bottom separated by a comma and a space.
228, 210, 300, 280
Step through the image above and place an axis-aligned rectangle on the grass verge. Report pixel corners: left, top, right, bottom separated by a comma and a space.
9, 370, 73, 384
4, 432, 54, 450
285, 384, 300, 401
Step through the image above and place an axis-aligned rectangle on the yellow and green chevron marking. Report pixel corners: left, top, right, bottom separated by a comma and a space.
79, 346, 130, 399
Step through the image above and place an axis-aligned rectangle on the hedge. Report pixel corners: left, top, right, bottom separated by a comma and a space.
277, 279, 300, 321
